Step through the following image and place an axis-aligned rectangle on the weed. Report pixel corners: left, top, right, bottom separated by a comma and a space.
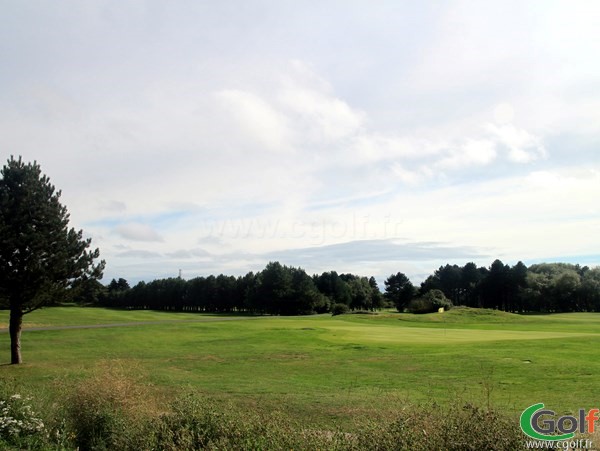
60, 360, 159, 450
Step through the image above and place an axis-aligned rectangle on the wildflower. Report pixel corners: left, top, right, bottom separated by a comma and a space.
0, 393, 47, 443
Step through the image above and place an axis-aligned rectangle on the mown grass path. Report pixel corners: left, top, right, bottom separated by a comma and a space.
0, 315, 264, 332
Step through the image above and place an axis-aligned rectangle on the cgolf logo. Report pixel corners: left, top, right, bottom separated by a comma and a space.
520, 403, 599, 441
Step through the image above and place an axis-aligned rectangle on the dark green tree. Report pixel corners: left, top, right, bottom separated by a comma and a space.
509, 261, 528, 312
460, 262, 484, 307
347, 277, 371, 310
239, 272, 258, 312
480, 259, 510, 310
552, 269, 581, 312
0, 157, 104, 364
580, 268, 600, 311
314, 271, 352, 306
103, 277, 130, 307
288, 267, 328, 314
108, 278, 130, 292
368, 276, 385, 310
215, 274, 238, 312
421, 264, 462, 304
71, 277, 106, 305
384, 272, 415, 312
256, 262, 293, 314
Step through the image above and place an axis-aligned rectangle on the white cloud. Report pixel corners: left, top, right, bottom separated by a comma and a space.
166, 248, 212, 259
102, 200, 127, 213
351, 134, 443, 163
114, 223, 164, 242
116, 249, 163, 259
493, 103, 515, 125
279, 86, 364, 142
436, 139, 497, 170
486, 123, 547, 163
1, 2, 599, 283
216, 89, 291, 152
390, 163, 426, 185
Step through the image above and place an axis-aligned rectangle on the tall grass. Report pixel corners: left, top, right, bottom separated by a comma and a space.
1, 363, 529, 450
59, 361, 161, 450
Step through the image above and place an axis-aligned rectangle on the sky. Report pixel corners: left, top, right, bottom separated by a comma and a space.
1, 1, 600, 285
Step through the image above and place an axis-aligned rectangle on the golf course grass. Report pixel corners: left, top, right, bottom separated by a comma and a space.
2, 306, 599, 427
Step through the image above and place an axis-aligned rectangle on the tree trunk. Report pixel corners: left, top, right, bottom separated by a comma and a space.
9, 307, 23, 364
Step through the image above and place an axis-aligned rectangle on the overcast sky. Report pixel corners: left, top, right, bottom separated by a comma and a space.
1, 1, 599, 284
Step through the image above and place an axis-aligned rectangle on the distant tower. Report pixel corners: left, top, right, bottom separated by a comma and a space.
178, 269, 182, 279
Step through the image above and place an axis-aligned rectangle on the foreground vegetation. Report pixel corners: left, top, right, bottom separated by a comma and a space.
2, 307, 600, 449
0, 370, 524, 450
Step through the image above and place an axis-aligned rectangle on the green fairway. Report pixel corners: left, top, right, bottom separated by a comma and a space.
2, 307, 599, 424
0, 306, 229, 329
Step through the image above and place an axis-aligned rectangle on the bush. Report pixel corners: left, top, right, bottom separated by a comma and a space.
61, 361, 158, 451
151, 395, 526, 451
331, 303, 350, 316
0, 368, 527, 450
152, 394, 307, 450
353, 402, 523, 450
407, 289, 453, 314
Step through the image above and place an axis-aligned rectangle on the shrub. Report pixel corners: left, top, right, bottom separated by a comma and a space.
407, 289, 453, 314
354, 402, 524, 450
3, 366, 525, 450
152, 394, 299, 450
151, 395, 525, 450
331, 303, 350, 316
61, 361, 159, 451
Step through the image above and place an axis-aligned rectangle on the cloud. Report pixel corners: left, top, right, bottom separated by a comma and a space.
493, 103, 515, 124
216, 89, 291, 151
197, 236, 226, 246
486, 123, 546, 163
102, 200, 127, 213
265, 239, 486, 268
114, 223, 164, 242
436, 139, 497, 170
115, 249, 163, 259
165, 248, 212, 259
390, 163, 426, 185
279, 85, 364, 142
1, 2, 599, 286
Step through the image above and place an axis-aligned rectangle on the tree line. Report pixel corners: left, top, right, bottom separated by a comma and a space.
83, 259, 600, 315
93, 262, 384, 315
386, 260, 600, 313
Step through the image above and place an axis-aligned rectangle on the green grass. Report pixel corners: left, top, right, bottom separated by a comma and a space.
0, 306, 229, 328
2, 307, 600, 425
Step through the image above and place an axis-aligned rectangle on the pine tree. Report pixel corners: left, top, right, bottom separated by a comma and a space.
0, 156, 104, 363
